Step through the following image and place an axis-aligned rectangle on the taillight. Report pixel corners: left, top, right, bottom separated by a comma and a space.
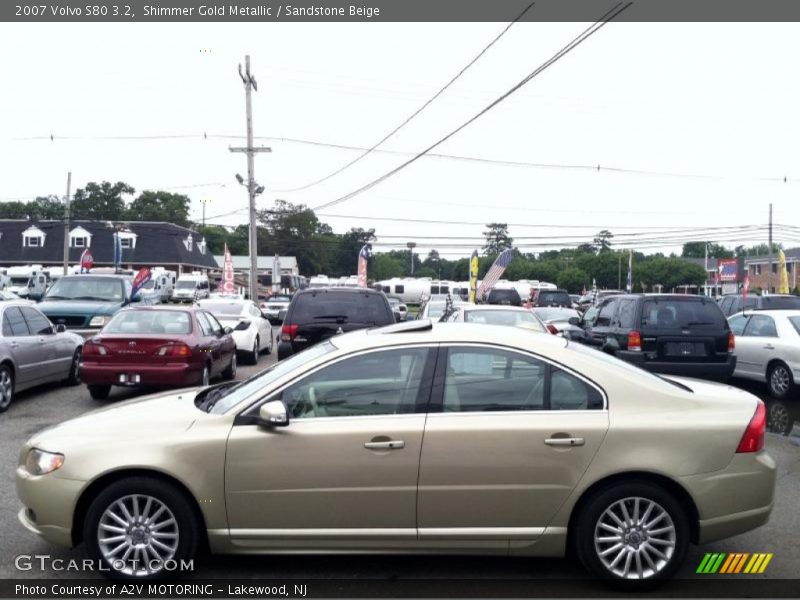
728, 331, 735, 353
83, 341, 108, 356
154, 343, 192, 357
281, 323, 298, 342
736, 400, 766, 453
627, 330, 642, 351
546, 324, 558, 335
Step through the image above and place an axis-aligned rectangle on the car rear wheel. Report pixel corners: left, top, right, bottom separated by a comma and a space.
83, 476, 198, 580
249, 337, 259, 365
66, 348, 82, 385
767, 363, 794, 400
0, 365, 14, 413
767, 399, 796, 436
575, 481, 689, 589
88, 384, 110, 400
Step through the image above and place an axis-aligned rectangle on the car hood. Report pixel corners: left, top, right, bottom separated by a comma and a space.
38, 299, 123, 316
27, 388, 202, 452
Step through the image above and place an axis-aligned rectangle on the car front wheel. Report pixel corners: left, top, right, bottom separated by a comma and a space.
83, 477, 198, 580
0, 365, 14, 413
249, 337, 259, 365
575, 481, 689, 588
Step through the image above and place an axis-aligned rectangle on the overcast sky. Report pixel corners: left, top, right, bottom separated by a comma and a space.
1, 22, 799, 258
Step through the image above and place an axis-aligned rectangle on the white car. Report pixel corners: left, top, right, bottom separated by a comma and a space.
197, 298, 273, 364
260, 295, 292, 324
443, 304, 547, 333
729, 309, 800, 435
418, 297, 467, 321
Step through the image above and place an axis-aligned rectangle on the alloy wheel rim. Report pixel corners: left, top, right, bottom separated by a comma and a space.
72, 351, 81, 383
594, 496, 676, 579
0, 370, 11, 407
771, 367, 790, 395
769, 403, 789, 433
97, 494, 179, 576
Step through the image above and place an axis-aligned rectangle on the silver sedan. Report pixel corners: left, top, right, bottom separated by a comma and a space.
729, 309, 800, 434
0, 302, 84, 413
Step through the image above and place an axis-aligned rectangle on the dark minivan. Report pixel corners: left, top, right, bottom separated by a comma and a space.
717, 293, 800, 317
485, 288, 522, 306
532, 288, 572, 308
278, 288, 395, 360
581, 294, 736, 381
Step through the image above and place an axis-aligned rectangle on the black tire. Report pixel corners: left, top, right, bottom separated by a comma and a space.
249, 337, 260, 365
767, 399, 797, 436
66, 348, 82, 386
767, 362, 794, 400
222, 353, 237, 380
83, 476, 199, 581
574, 481, 690, 589
88, 384, 111, 400
0, 364, 14, 413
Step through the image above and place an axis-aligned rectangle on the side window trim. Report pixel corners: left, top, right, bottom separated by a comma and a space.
235, 344, 440, 425
427, 342, 607, 413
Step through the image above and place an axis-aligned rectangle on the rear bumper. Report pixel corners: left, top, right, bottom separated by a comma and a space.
80, 362, 200, 387
617, 351, 736, 380
679, 450, 776, 544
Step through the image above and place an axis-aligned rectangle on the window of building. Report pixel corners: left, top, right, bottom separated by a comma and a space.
772, 263, 778, 274
120, 238, 132, 249
71, 237, 87, 248
197, 238, 207, 255
22, 226, 46, 248
183, 234, 193, 252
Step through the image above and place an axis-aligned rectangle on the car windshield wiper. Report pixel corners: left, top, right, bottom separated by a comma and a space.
196, 382, 237, 412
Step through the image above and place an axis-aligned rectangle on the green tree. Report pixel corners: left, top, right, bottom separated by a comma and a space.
371, 253, 406, 280
71, 181, 134, 221
483, 223, 513, 255
681, 241, 733, 259
0, 196, 63, 220
257, 200, 330, 275
556, 267, 589, 293
593, 229, 614, 253
127, 190, 191, 227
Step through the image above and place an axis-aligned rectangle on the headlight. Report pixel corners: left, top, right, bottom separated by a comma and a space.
89, 316, 111, 327
25, 448, 65, 475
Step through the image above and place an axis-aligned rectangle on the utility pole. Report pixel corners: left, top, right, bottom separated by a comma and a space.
229, 55, 271, 303
407, 242, 417, 275
768, 203, 773, 294
62, 172, 72, 275
617, 253, 621, 289
200, 198, 211, 227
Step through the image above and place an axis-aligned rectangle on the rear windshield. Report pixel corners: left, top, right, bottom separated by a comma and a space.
641, 298, 727, 329
199, 302, 243, 315
106, 310, 192, 334
291, 293, 391, 325
534, 308, 579, 322
268, 296, 292, 303
176, 280, 198, 289
487, 289, 521, 304
464, 309, 545, 331
761, 296, 800, 310
537, 291, 570, 304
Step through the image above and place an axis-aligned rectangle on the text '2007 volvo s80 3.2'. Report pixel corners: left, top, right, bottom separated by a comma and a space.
15, 319, 776, 589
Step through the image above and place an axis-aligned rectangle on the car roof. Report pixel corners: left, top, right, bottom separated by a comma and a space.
297, 287, 382, 296
462, 305, 531, 312
119, 305, 197, 312
730, 309, 800, 318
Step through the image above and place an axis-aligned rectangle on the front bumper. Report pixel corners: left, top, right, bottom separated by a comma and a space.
16, 467, 86, 548
617, 351, 737, 380
80, 362, 200, 387
680, 450, 777, 544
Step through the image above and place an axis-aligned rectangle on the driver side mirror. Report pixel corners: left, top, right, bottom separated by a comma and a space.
258, 400, 289, 427
568, 316, 580, 326
223, 326, 233, 335
54, 324, 66, 333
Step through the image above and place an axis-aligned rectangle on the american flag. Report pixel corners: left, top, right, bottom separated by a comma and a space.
357, 244, 370, 288
476, 248, 514, 300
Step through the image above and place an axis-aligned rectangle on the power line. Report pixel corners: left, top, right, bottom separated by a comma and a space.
310, 2, 633, 213
269, 1, 535, 193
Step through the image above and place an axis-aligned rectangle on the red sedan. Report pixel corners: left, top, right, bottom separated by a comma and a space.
80, 306, 237, 400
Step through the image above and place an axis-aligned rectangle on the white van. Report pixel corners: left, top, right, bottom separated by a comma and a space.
7, 265, 49, 301
171, 272, 210, 303
139, 267, 176, 303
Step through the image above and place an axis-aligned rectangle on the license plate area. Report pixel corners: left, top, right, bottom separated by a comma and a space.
663, 342, 707, 357
118, 373, 142, 385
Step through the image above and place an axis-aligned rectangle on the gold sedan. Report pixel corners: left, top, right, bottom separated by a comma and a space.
16, 320, 776, 587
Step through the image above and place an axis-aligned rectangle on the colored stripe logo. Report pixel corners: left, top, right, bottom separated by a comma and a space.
697, 553, 773, 574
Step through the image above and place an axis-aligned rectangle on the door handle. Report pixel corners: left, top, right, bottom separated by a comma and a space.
10, 342, 18, 348
364, 440, 405, 450
763, 344, 775, 350
544, 437, 585, 447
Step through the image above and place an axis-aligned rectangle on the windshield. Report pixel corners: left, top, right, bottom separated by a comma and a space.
537, 291, 570, 304
426, 302, 447, 318
141, 280, 156, 289
176, 280, 198, 289
291, 294, 391, 325
199, 302, 244, 315
204, 341, 337, 414
10, 277, 29, 285
105, 309, 192, 334
465, 309, 545, 331
268, 296, 291, 303
44, 277, 124, 301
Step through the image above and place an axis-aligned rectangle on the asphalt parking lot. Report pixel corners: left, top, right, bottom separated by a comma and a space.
0, 332, 798, 583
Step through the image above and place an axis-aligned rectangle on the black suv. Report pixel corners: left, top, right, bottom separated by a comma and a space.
532, 288, 572, 308
581, 294, 736, 380
485, 288, 522, 306
278, 288, 395, 360
717, 293, 800, 317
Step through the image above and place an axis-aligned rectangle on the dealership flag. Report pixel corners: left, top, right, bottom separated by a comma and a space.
79, 248, 93, 273
130, 268, 152, 300
357, 245, 370, 288
468, 249, 479, 303
590, 278, 598, 306
778, 250, 790, 294
626, 250, 633, 293
476, 249, 514, 301
222, 243, 235, 294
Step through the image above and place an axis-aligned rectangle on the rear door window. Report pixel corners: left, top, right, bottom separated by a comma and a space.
728, 314, 750, 335
20, 307, 53, 335
743, 314, 777, 337
3, 307, 30, 336
616, 300, 637, 329
595, 300, 617, 327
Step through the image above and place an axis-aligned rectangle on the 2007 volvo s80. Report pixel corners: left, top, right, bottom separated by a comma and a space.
16, 320, 776, 586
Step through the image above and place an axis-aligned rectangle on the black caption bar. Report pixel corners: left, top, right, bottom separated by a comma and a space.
4, 0, 800, 22
3, 579, 800, 599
